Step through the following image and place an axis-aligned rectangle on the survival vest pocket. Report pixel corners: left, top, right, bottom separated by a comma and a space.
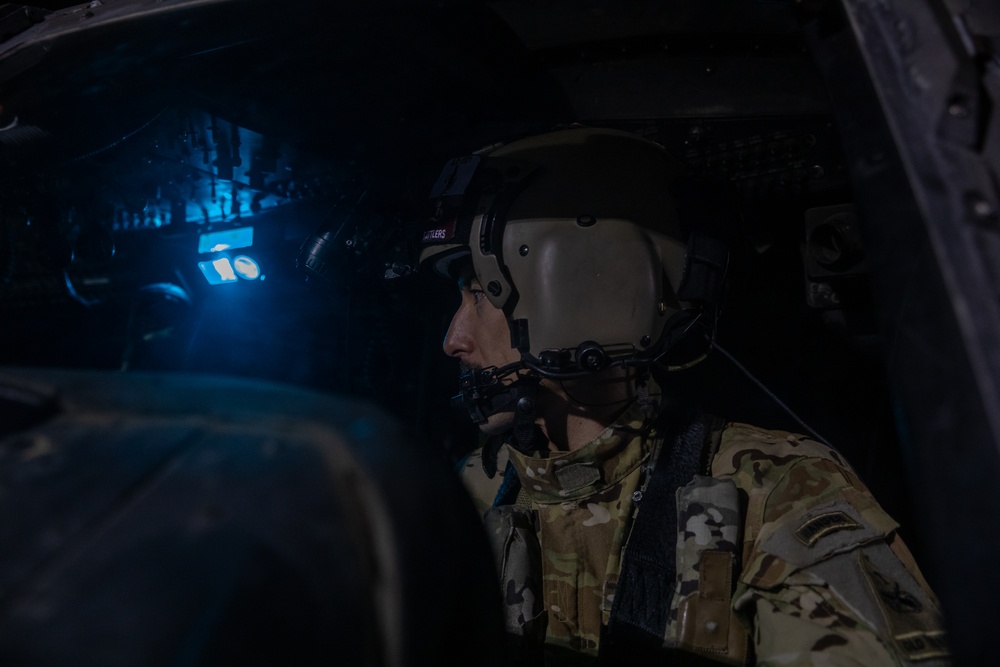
672, 475, 750, 665
483, 504, 548, 643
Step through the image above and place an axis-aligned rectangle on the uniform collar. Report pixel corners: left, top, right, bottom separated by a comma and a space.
506, 396, 656, 504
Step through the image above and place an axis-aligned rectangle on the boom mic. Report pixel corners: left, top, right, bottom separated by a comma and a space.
450, 363, 521, 424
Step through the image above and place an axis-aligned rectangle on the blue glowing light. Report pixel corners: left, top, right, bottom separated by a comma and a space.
232, 255, 261, 280
198, 258, 239, 285
197, 227, 254, 254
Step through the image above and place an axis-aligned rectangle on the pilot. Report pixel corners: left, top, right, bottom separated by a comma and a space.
419, 127, 949, 665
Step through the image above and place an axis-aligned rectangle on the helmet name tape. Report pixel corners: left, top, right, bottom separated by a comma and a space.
421, 215, 457, 244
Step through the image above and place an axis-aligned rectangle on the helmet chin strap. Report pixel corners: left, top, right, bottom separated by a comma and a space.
509, 375, 543, 454
478, 376, 547, 479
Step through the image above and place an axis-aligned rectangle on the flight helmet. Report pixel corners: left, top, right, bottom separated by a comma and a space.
420, 127, 727, 379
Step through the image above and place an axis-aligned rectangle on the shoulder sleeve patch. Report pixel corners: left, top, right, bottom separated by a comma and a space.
860, 551, 950, 662
741, 487, 898, 589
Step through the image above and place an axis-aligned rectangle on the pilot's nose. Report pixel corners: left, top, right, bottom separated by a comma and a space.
443, 307, 473, 358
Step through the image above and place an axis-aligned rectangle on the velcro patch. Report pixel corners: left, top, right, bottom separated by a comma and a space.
794, 511, 860, 546
554, 463, 601, 493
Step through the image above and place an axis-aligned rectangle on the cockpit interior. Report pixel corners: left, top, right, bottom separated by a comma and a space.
1, 1, 997, 664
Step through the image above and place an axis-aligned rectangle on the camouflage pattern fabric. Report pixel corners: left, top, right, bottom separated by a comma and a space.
484, 504, 548, 649
461, 399, 949, 665
716, 423, 949, 666
670, 475, 749, 664
671, 475, 742, 631
502, 400, 654, 656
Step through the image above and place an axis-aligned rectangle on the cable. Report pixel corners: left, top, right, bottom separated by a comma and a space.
710, 340, 836, 448
63, 110, 166, 165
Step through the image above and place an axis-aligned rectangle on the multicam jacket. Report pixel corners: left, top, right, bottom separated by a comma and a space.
462, 398, 949, 666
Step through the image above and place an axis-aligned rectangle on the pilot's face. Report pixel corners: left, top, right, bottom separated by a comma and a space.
443, 273, 520, 375
442, 271, 521, 434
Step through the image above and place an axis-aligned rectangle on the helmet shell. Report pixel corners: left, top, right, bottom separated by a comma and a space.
421, 127, 693, 367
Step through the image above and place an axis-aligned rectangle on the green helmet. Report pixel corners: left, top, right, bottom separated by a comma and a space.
420, 127, 725, 376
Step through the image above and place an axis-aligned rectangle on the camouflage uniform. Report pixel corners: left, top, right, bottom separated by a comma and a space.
463, 388, 949, 666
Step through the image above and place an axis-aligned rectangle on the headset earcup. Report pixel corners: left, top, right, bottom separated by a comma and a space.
677, 233, 729, 305
653, 232, 728, 369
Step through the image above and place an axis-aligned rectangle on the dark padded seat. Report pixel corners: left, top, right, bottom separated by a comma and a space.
0, 368, 504, 666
